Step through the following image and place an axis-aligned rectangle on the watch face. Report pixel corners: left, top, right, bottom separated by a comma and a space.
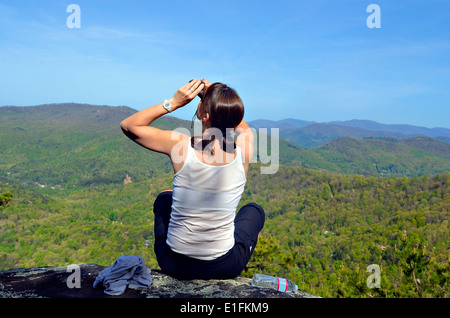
164, 100, 171, 111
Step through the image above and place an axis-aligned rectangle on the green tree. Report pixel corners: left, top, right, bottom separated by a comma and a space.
0, 191, 13, 208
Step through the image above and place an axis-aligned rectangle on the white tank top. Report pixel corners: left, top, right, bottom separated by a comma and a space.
167, 141, 247, 260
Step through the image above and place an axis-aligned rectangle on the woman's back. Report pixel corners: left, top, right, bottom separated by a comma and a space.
167, 142, 246, 260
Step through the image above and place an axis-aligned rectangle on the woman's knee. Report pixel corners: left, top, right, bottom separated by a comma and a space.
155, 189, 173, 200
153, 190, 173, 213
243, 202, 265, 225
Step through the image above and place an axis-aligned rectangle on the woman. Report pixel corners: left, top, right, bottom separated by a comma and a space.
120, 79, 265, 279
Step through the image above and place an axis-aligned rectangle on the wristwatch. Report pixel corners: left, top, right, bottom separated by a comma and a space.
163, 99, 172, 113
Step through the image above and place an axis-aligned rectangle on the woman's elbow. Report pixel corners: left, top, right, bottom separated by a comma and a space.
120, 124, 138, 141
120, 120, 134, 138
120, 119, 130, 132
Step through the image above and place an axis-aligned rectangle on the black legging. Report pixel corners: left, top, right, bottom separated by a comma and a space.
153, 190, 265, 280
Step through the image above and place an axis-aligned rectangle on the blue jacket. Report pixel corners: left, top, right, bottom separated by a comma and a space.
93, 255, 153, 295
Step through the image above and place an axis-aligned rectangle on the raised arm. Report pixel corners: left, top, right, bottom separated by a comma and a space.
120, 80, 204, 156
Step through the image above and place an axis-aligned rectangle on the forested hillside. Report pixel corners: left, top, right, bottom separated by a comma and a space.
1, 166, 448, 297
309, 136, 450, 177
241, 166, 449, 297
0, 104, 179, 186
0, 104, 449, 298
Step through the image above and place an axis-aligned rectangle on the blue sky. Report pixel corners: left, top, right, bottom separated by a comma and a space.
0, 0, 449, 128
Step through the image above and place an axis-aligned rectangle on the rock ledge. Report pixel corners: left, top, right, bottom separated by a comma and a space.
0, 264, 319, 298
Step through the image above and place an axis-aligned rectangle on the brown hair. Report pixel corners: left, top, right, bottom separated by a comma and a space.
192, 82, 244, 154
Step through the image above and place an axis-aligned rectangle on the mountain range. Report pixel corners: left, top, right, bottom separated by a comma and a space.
248, 118, 450, 148
0, 103, 449, 188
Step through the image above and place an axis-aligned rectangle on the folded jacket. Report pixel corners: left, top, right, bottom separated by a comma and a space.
93, 255, 153, 295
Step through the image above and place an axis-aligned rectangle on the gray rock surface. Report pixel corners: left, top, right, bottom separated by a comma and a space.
0, 264, 319, 298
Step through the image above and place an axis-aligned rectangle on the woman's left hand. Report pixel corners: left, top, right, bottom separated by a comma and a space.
170, 79, 205, 110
